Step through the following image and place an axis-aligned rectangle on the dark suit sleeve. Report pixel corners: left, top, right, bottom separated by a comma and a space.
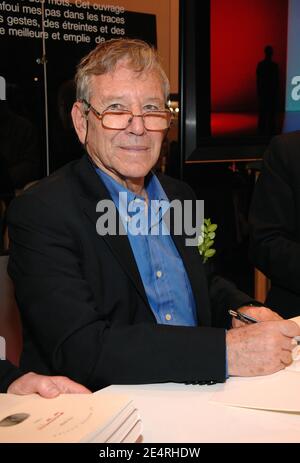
249, 134, 300, 295
0, 360, 23, 392
7, 193, 227, 389
209, 275, 260, 328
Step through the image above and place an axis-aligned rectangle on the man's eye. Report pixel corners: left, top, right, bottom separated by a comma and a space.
106, 104, 125, 111
143, 105, 160, 112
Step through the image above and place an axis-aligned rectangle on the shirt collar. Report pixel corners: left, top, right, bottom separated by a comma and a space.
95, 167, 169, 206
94, 168, 170, 234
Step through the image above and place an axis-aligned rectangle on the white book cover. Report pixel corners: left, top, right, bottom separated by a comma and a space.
0, 393, 142, 443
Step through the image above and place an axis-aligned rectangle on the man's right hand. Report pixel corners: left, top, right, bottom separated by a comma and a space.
7, 372, 91, 397
226, 320, 300, 376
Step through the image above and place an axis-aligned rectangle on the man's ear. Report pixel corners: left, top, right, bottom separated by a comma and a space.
71, 101, 88, 145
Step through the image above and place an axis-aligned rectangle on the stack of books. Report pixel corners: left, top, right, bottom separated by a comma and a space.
0, 392, 142, 443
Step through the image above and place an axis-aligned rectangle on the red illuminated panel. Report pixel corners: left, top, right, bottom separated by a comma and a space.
211, 0, 288, 123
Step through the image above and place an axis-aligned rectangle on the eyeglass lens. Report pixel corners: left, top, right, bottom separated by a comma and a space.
102, 112, 170, 130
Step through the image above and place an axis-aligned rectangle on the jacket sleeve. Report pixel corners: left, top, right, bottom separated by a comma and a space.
249, 135, 300, 295
0, 360, 23, 392
205, 262, 262, 328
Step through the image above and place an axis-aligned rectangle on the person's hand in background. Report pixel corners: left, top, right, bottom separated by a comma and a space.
7, 372, 91, 397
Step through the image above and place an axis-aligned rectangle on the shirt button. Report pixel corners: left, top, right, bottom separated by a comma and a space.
165, 313, 172, 321
156, 270, 162, 278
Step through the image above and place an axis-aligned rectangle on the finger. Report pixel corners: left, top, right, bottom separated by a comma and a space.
279, 360, 288, 370
36, 378, 61, 398
271, 312, 283, 321
279, 320, 300, 338
52, 377, 91, 394
280, 350, 293, 366
281, 338, 297, 352
7, 373, 33, 395
256, 307, 283, 320
292, 345, 300, 360
239, 306, 283, 322
255, 309, 282, 322
7, 372, 61, 398
232, 319, 246, 328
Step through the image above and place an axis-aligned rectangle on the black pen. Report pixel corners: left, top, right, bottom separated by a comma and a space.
228, 309, 258, 324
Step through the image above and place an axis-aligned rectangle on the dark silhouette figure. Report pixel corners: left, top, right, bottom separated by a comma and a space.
256, 46, 279, 136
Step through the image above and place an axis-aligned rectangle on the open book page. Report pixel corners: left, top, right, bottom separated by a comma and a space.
0, 393, 140, 443
210, 370, 300, 412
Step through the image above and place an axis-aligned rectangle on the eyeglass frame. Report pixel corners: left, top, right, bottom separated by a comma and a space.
80, 98, 172, 132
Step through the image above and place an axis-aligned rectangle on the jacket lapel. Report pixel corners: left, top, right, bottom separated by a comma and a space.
73, 156, 150, 308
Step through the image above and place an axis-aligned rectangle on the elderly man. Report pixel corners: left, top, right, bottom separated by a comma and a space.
3, 39, 299, 392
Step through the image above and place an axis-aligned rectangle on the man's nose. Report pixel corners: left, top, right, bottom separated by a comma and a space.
125, 114, 146, 135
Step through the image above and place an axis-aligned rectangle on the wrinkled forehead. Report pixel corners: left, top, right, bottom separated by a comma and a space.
89, 63, 165, 101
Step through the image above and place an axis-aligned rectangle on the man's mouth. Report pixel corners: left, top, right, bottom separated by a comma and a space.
119, 146, 149, 152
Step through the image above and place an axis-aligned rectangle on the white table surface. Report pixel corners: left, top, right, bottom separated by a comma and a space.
97, 377, 300, 443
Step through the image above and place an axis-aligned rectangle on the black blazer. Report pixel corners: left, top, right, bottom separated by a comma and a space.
249, 131, 300, 318
6, 156, 255, 391
0, 360, 24, 392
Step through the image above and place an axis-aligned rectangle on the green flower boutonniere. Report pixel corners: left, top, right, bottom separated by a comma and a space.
198, 218, 217, 263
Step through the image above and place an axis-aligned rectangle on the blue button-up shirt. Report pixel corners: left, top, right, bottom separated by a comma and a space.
96, 168, 197, 326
